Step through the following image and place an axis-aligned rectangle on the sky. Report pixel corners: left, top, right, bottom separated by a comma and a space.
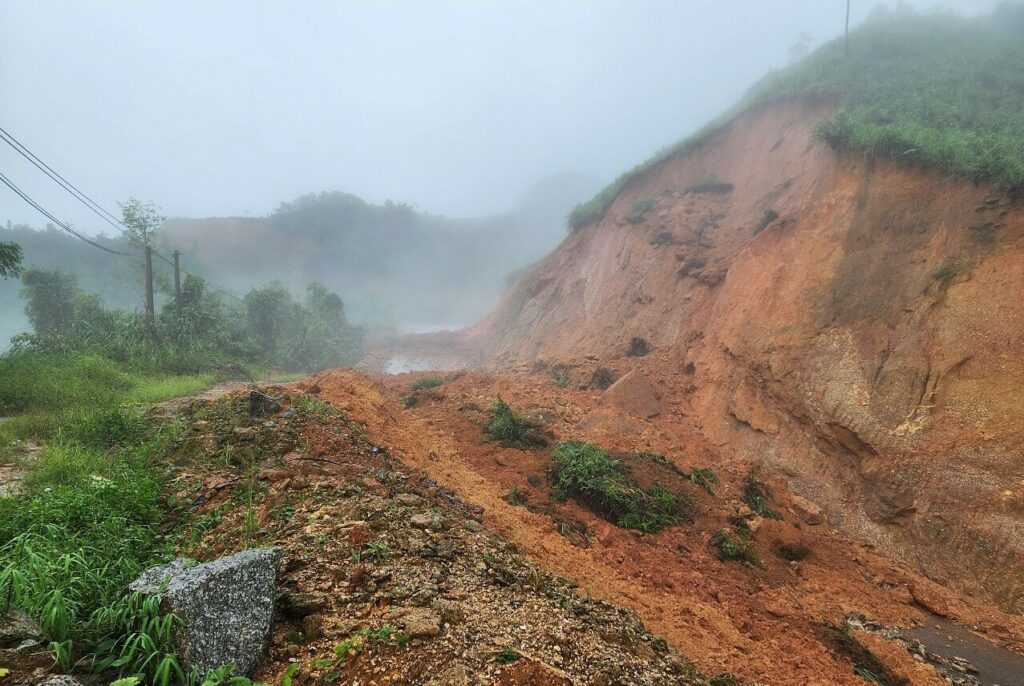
0, 0, 1001, 234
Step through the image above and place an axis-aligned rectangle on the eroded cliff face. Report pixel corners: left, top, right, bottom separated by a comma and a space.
470, 98, 1024, 612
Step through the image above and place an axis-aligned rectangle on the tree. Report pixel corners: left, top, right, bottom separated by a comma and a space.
19, 268, 79, 335
118, 197, 164, 247
0, 241, 22, 279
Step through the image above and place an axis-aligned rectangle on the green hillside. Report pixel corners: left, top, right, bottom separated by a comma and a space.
569, 3, 1024, 230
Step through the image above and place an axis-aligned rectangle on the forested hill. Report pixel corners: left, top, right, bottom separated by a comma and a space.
1, 173, 595, 342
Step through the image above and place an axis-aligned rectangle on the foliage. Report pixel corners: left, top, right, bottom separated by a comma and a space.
409, 375, 445, 392
752, 208, 779, 235
484, 397, 542, 448
493, 647, 520, 664
0, 426, 184, 684
625, 197, 656, 224
568, 6, 1024, 230
931, 263, 957, 287
743, 468, 781, 520
119, 198, 165, 247
712, 529, 761, 566
689, 467, 718, 495
505, 487, 527, 506
10, 267, 362, 375
551, 441, 681, 533
551, 368, 570, 388
686, 176, 734, 194
0, 240, 22, 279
627, 337, 650, 357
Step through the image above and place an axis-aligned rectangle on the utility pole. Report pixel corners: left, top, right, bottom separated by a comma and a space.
845, 0, 851, 55
144, 244, 155, 323
173, 249, 182, 324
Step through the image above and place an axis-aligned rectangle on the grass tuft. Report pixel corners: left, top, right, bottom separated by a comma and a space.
484, 397, 543, 448
551, 441, 680, 533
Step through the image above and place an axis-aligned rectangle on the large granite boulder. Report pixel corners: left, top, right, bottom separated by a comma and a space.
130, 547, 281, 676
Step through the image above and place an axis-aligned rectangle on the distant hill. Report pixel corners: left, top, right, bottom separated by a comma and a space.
0, 173, 597, 342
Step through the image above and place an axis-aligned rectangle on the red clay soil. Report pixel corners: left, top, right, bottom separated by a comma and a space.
312, 369, 1024, 686
368, 97, 1024, 621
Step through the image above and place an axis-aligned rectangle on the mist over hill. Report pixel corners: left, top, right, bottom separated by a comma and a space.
0, 172, 597, 345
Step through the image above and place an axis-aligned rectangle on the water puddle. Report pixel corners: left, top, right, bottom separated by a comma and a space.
901, 617, 1024, 686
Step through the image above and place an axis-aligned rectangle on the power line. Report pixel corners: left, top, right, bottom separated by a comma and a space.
0, 170, 137, 256
1, 124, 246, 302
0, 125, 135, 241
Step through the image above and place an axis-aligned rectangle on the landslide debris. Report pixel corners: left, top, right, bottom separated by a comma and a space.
163, 386, 717, 685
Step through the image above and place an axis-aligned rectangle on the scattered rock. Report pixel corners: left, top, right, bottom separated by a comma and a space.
130, 547, 282, 676
249, 390, 283, 418
410, 513, 445, 531
909, 583, 950, 617
0, 609, 42, 648
394, 607, 442, 638
278, 590, 323, 618
34, 677, 83, 686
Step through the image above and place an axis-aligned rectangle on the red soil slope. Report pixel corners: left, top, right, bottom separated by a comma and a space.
456, 97, 1024, 615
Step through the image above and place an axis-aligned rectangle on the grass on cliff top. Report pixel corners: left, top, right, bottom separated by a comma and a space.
567, 5, 1024, 231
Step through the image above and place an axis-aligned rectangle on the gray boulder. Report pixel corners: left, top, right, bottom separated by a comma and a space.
130, 547, 281, 676
35, 677, 83, 686
0, 609, 42, 648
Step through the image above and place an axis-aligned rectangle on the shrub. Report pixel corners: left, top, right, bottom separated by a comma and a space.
625, 198, 656, 224
743, 468, 781, 520
712, 529, 761, 566
689, 467, 718, 495
627, 337, 650, 357
752, 208, 779, 235
484, 397, 542, 447
551, 441, 680, 533
551, 369, 570, 388
931, 263, 957, 287
409, 375, 445, 392
686, 175, 734, 194
494, 647, 520, 664
505, 487, 528, 506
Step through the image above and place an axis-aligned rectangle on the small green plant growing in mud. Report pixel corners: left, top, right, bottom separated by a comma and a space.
551, 441, 681, 533
627, 337, 650, 357
295, 394, 337, 422
365, 541, 392, 560
505, 487, 528, 506
752, 208, 779, 235
743, 468, 781, 519
689, 467, 718, 495
409, 375, 445, 392
551, 368, 571, 388
686, 175, 734, 194
494, 647, 521, 664
712, 528, 761, 566
931, 263, 957, 288
484, 397, 543, 448
625, 197, 656, 224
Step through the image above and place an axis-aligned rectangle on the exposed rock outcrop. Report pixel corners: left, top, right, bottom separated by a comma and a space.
131, 547, 282, 676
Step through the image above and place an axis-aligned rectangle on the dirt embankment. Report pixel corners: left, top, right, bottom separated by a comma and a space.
451, 97, 1024, 617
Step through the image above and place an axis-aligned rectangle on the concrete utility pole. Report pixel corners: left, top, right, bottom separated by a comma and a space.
144, 244, 155, 322
845, 0, 851, 55
173, 249, 182, 323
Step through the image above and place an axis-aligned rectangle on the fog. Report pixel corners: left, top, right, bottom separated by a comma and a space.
1, 0, 998, 227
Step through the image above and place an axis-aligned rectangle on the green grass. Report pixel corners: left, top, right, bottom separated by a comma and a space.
743, 468, 781, 520
0, 428, 184, 684
128, 374, 215, 404
689, 467, 718, 495
484, 397, 542, 448
567, 6, 1024, 231
752, 208, 779, 235
625, 197, 656, 224
712, 529, 761, 566
551, 441, 681, 533
409, 375, 445, 392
